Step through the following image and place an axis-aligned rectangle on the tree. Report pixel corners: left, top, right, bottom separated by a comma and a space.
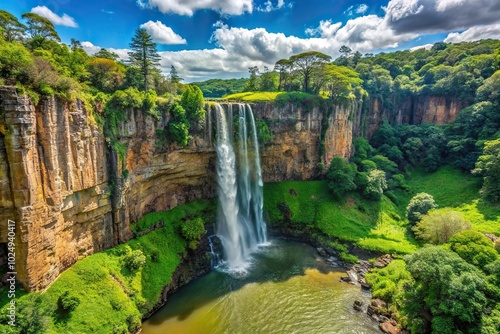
259, 66, 278, 91
406, 193, 438, 225
21, 12, 60, 42
326, 156, 357, 200
0, 10, 26, 42
289, 51, 331, 93
404, 246, 488, 334
363, 169, 387, 200
128, 28, 160, 91
413, 208, 471, 244
274, 58, 292, 91
323, 64, 363, 103
94, 48, 119, 60
336, 45, 352, 66
169, 65, 182, 84
88, 58, 125, 92
180, 84, 205, 123
473, 138, 500, 203
244, 66, 259, 91
449, 230, 498, 268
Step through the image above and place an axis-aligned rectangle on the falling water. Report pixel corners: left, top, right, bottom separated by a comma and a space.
214, 103, 267, 273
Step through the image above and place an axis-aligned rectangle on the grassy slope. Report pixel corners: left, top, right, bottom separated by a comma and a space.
222, 91, 282, 102
405, 166, 500, 235
263, 166, 500, 255
0, 201, 214, 333
263, 181, 418, 254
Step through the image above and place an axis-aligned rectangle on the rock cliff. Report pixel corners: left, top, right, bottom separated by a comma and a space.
0, 88, 462, 290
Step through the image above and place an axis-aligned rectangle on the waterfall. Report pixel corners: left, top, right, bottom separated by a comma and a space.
214, 103, 267, 273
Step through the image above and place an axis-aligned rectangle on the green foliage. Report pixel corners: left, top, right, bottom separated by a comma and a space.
413, 208, 471, 244
449, 230, 498, 268
21, 12, 60, 43
406, 192, 438, 225
128, 28, 160, 91
255, 119, 272, 145
123, 247, 147, 271
0, 10, 26, 42
326, 156, 357, 200
180, 217, 206, 249
180, 84, 205, 123
168, 103, 190, 147
363, 169, 387, 200
191, 78, 248, 98
473, 138, 500, 203
0, 41, 33, 85
365, 260, 412, 320
403, 246, 489, 334
57, 290, 80, 313
0, 293, 50, 334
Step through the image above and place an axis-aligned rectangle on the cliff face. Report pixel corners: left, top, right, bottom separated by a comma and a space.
0, 88, 462, 291
365, 95, 465, 138
0, 87, 112, 290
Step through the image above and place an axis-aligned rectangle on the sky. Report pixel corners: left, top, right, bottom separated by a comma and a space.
3, 0, 500, 82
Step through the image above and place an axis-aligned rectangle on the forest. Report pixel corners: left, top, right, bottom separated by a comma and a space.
1, 8, 500, 334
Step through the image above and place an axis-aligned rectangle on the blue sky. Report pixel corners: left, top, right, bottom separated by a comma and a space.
3, 0, 500, 81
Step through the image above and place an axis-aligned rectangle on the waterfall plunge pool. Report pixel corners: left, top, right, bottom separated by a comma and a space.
141, 239, 381, 334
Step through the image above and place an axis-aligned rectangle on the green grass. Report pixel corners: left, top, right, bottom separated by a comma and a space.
405, 166, 500, 235
222, 91, 281, 101
263, 181, 418, 254
0, 201, 215, 333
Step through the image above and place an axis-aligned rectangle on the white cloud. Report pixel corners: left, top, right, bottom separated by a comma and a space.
435, 0, 466, 12
410, 43, 433, 51
136, 0, 253, 16
81, 41, 130, 61
140, 20, 187, 44
444, 23, 500, 43
31, 6, 78, 28
345, 4, 369, 16
256, 0, 286, 12
356, 4, 369, 14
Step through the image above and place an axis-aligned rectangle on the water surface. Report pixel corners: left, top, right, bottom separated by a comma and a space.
142, 239, 380, 334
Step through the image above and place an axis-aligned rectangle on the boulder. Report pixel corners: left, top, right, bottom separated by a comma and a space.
380, 321, 399, 334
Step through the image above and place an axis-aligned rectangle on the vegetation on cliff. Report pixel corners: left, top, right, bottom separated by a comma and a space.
0, 201, 214, 333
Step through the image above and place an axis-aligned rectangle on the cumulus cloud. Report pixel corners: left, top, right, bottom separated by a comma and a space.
136, 0, 253, 16
384, 0, 500, 34
444, 23, 500, 43
140, 20, 187, 44
81, 41, 130, 61
31, 6, 78, 27
410, 43, 433, 51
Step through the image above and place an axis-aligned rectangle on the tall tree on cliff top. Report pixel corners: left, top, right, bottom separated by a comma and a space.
289, 51, 331, 93
0, 10, 26, 42
128, 28, 160, 91
21, 12, 60, 41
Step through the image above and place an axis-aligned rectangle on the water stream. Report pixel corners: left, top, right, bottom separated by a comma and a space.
141, 240, 381, 334
214, 103, 267, 273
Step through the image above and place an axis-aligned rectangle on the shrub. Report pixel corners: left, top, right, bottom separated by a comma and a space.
363, 169, 387, 200
57, 290, 80, 312
413, 209, 471, 244
123, 247, 146, 270
180, 217, 206, 249
495, 240, 500, 254
406, 192, 437, 225
449, 230, 498, 267
326, 156, 357, 200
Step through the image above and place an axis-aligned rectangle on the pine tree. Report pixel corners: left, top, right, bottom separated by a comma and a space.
128, 28, 160, 91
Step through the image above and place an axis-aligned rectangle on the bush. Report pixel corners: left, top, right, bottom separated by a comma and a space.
449, 230, 498, 267
57, 290, 80, 312
180, 217, 206, 249
363, 169, 387, 200
495, 240, 500, 254
406, 192, 438, 225
413, 209, 471, 244
326, 156, 357, 200
123, 247, 146, 271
